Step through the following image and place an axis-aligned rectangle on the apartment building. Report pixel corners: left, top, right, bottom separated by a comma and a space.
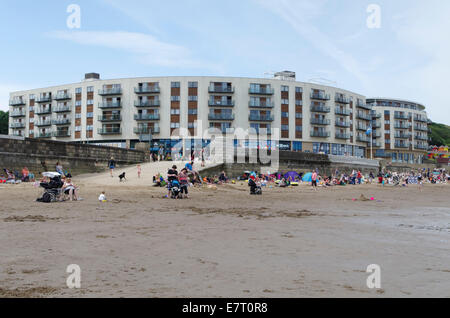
9, 72, 428, 160
367, 98, 429, 164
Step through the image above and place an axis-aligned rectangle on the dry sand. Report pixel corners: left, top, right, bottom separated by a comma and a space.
0, 163, 449, 298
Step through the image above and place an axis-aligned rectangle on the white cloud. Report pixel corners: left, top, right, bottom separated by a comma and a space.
47, 30, 221, 71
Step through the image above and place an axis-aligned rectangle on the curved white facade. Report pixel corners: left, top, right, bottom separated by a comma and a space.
9, 73, 426, 158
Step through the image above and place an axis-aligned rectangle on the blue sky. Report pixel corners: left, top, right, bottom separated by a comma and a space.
1, 0, 449, 124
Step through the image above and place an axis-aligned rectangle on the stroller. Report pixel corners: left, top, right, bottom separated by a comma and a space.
36, 172, 64, 203
248, 177, 262, 195
169, 180, 182, 199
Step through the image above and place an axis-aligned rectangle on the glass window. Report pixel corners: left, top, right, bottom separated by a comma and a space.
295, 87, 303, 93
188, 109, 197, 115
171, 82, 180, 88
75, 113, 82, 119
281, 99, 289, 104
188, 82, 198, 88
281, 112, 289, 118
87, 99, 93, 105
281, 125, 289, 131
171, 96, 180, 101
86, 112, 93, 118
170, 109, 180, 115
86, 125, 93, 131
87, 86, 94, 93
75, 87, 82, 94
281, 85, 289, 92
29, 94, 35, 100
188, 96, 198, 101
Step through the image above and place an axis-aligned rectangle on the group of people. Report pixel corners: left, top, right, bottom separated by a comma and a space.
1, 167, 35, 184
149, 148, 207, 168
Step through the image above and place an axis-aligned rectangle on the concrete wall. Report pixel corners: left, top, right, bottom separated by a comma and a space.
0, 135, 147, 176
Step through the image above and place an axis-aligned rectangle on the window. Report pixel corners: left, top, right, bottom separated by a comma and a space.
281, 125, 289, 131
29, 106, 34, 112
170, 109, 180, 115
86, 112, 93, 118
75, 126, 82, 131
87, 99, 93, 105
295, 87, 303, 93
384, 110, 390, 116
29, 94, 35, 100
170, 123, 180, 128
171, 96, 180, 101
75, 113, 82, 119
281, 112, 289, 118
75, 101, 82, 106
188, 109, 198, 115
75, 87, 82, 94
281, 85, 289, 92
171, 82, 180, 88
295, 125, 302, 131
295, 100, 303, 106
188, 96, 198, 101
87, 86, 94, 93
86, 125, 93, 131
188, 122, 197, 128
281, 99, 289, 104
188, 82, 198, 88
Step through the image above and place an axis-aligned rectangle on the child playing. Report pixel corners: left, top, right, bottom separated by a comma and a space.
137, 164, 141, 179
98, 191, 107, 202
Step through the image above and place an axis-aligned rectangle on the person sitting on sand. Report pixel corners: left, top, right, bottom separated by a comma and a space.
21, 167, 30, 182
219, 171, 228, 183
62, 177, 79, 201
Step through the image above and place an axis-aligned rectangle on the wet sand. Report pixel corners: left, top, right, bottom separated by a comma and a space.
0, 170, 449, 298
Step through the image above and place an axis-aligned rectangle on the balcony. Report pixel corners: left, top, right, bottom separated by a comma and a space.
414, 143, 428, 150
36, 96, 52, 103
357, 135, 370, 143
99, 101, 122, 109
372, 113, 382, 119
248, 100, 274, 108
36, 132, 52, 138
54, 93, 72, 101
372, 121, 382, 128
35, 108, 52, 115
52, 119, 71, 125
208, 127, 236, 134
335, 108, 351, 116
395, 142, 410, 148
134, 126, 160, 134
335, 96, 350, 104
10, 111, 26, 117
134, 86, 160, 94
98, 115, 123, 122
356, 124, 369, 131
209, 86, 234, 94
10, 122, 25, 129
310, 92, 330, 100
310, 105, 330, 113
415, 135, 428, 141
248, 114, 274, 122
414, 116, 427, 122
36, 120, 52, 127
372, 131, 382, 138
98, 127, 122, 135
310, 118, 330, 125
394, 132, 411, 139
356, 112, 372, 121
98, 88, 122, 95
335, 132, 350, 139
9, 99, 26, 106
414, 125, 428, 131
249, 87, 274, 95
208, 113, 235, 121
134, 100, 160, 107
310, 130, 330, 138
53, 105, 72, 113
335, 120, 350, 128
370, 142, 382, 148
134, 114, 160, 121
394, 123, 411, 129
356, 101, 372, 110
52, 130, 71, 137
394, 113, 409, 120
209, 100, 235, 107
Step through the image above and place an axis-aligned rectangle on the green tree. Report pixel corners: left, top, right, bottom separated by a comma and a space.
429, 122, 450, 146
0, 111, 9, 135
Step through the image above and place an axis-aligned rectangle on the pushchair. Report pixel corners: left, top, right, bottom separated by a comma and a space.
169, 180, 182, 199
36, 172, 64, 203
248, 178, 262, 195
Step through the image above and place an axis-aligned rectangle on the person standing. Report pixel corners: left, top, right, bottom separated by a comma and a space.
137, 164, 142, 179
311, 170, 318, 191
108, 157, 116, 177
159, 146, 164, 161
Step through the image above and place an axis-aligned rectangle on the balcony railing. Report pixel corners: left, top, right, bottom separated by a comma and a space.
394, 113, 409, 120
9, 99, 26, 106
335, 108, 351, 116
134, 126, 160, 134
415, 135, 428, 141
134, 114, 160, 121
414, 143, 428, 150
356, 112, 372, 121
372, 121, 382, 128
310, 105, 330, 113
54, 93, 72, 100
209, 100, 235, 107
10, 111, 26, 117
310, 92, 330, 100
356, 124, 369, 131
394, 132, 411, 139
98, 115, 123, 122
134, 100, 160, 107
98, 88, 122, 95
53, 105, 72, 112
52, 130, 71, 137
209, 86, 234, 94
99, 101, 122, 109
394, 123, 411, 129
357, 135, 371, 143
10, 122, 25, 129
335, 132, 350, 139
208, 113, 235, 121
98, 127, 122, 135
134, 86, 160, 94
36, 96, 52, 103
310, 118, 330, 125
248, 114, 274, 122
310, 130, 330, 138
248, 100, 274, 108
335, 96, 350, 104
208, 127, 236, 134
414, 125, 428, 131
394, 142, 410, 149
414, 116, 427, 122
35, 108, 52, 115
335, 120, 350, 128
356, 101, 372, 110
249, 87, 274, 95
36, 120, 52, 127
36, 132, 52, 138
52, 119, 71, 125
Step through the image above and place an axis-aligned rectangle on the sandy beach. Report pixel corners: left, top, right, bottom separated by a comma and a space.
0, 163, 449, 298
